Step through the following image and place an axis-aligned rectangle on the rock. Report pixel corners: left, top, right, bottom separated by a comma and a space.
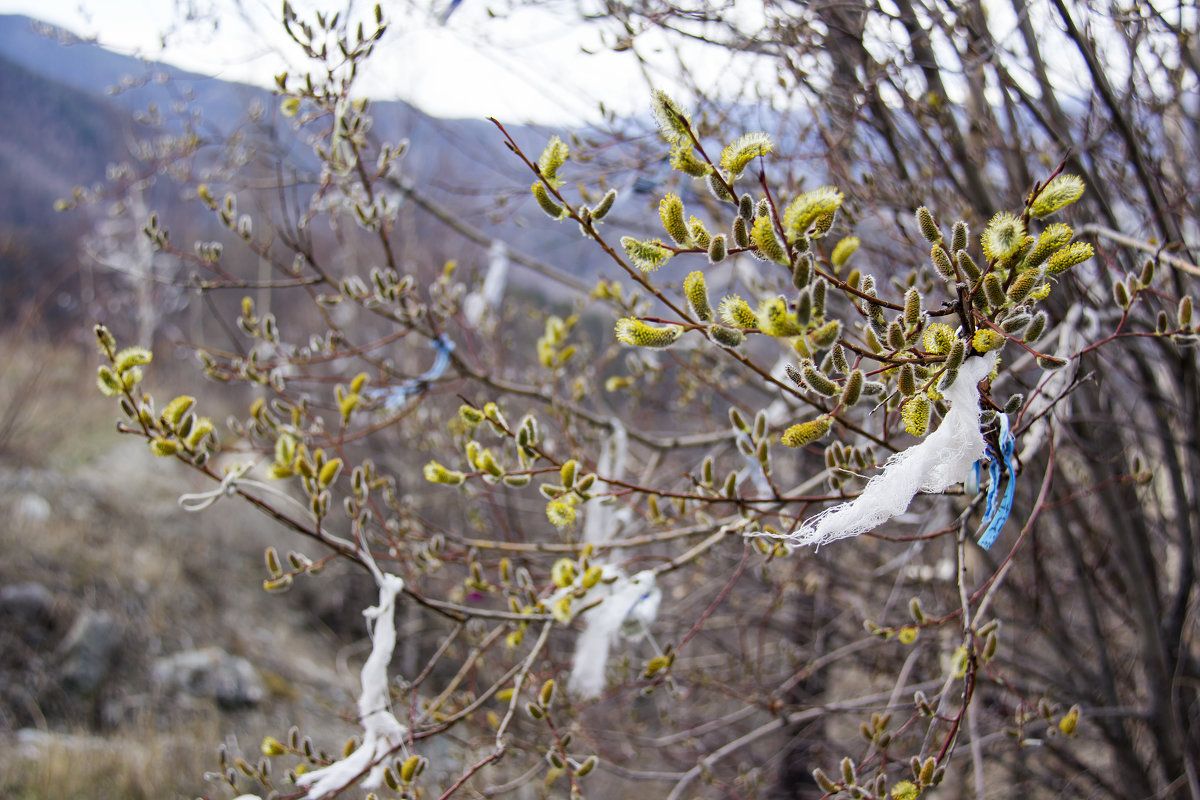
57, 609, 122, 695
15, 492, 51, 522
152, 647, 266, 709
0, 582, 57, 645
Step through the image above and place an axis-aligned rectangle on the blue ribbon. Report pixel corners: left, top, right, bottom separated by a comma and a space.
976, 414, 1016, 550
367, 334, 456, 411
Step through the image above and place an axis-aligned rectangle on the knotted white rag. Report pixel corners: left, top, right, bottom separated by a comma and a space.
296, 574, 407, 798
788, 353, 996, 548
569, 570, 661, 698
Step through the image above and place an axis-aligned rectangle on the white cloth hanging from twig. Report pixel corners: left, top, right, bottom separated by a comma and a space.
786, 353, 996, 548
296, 574, 407, 798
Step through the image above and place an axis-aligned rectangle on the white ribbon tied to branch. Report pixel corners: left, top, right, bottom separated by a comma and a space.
787, 352, 997, 548
296, 573, 407, 799
569, 569, 661, 699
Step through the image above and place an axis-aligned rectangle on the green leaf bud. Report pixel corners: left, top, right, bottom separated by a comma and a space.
687, 216, 711, 249
751, 215, 789, 265
842, 756, 857, 786
831, 236, 860, 269
684, 271, 713, 321
1001, 310, 1032, 334
424, 461, 465, 485
923, 323, 955, 354
1038, 354, 1068, 370
1058, 704, 1081, 736
719, 296, 759, 328
1025, 223, 1073, 269
707, 234, 727, 264
459, 405, 484, 426
898, 363, 917, 396
972, 329, 1006, 353
831, 343, 849, 373
738, 193, 755, 220
784, 186, 843, 243
946, 338, 966, 371
802, 363, 839, 396
1043, 241, 1093, 274
916, 206, 941, 244
982, 212, 1027, 263
531, 182, 565, 219
620, 237, 673, 272
575, 755, 599, 778
1023, 310, 1048, 342
185, 417, 214, 450
812, 278, 827, 317
94, 323, 116, 353
902, 393, 932, 437
708, 325, 745, 347
951, 220, 968, 253
651, 89, 691, 143
706, 172, 735, 203
149, 437, 179, 457
614, 318, 683, 348
1179, 295, 1193, 327
1139, 258, 1155, 285
792, 253, 813, 289
591, 187, 617, 220
957, 250, 981, 280
720, 131, 773, 176
865, 326, 883, 353
757, 297, 803, 337
1007, 271, 1039, 304
97, 365, 123, 396
659, 193, 691, 246
318, 458, 343, 488
982, 273, 1006, 308
809, 319, 842, 348
904, 288, 922, 326
931, 245, 956, 280
539, 678, 556, 707
114, 346, 153, 374
1031, 174, 1085, 218
560, 459, 578, 488
781, 417, 832, 448
732, 215, 750, 248
795, 288, 812, 326
669, 139, 710, 176
813, 768, 837, 793
1113, 279, 1131, 309
537, 136, 568, 187
841, 369, 864, 407
546, 500, 577, 528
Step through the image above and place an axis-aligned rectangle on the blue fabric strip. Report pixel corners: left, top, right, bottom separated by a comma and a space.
367, 334, 456, 411
976, 414, 1015, 550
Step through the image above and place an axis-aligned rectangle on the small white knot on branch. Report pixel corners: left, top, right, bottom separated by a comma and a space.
296, 573, 408, 799
786, 352, 997, 548
177, 461, 253, 511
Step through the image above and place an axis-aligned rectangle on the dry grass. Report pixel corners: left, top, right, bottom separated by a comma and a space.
0, 719, 219, 800
0, 333, 360, 799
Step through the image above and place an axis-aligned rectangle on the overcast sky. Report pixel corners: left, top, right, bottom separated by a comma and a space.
0, 0, 755, 124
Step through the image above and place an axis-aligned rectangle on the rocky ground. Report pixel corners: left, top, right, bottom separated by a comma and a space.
0, 435, 370, 799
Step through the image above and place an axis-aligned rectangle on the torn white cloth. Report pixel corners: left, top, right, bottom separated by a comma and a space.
569, 570, 661, 698
583, 419, 629, 546
296, 574, 407, 798
787, 353, 996, 548
463, 240, 510, 328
